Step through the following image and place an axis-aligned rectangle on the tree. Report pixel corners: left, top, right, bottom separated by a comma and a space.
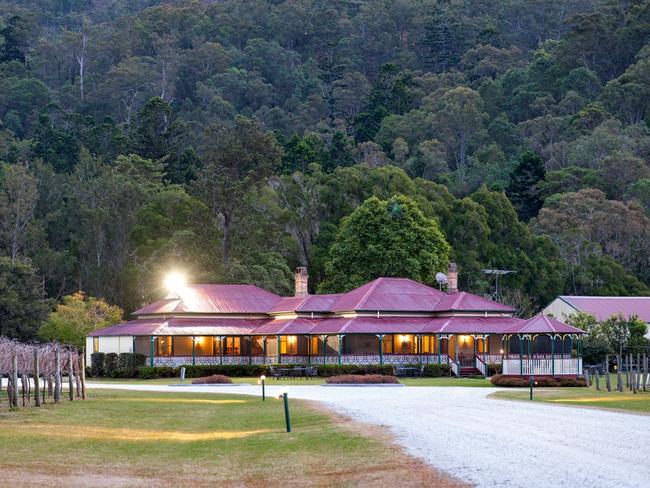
567, 312, 608, 364
506, 151, 546, 221
0, 257, 51, 340
427, 86, 487, 171
600, 314, 648, 358
0, 163, 39, 260
193, 117, 282, 265
39, 292, 123, 349
319, 194, 451, 293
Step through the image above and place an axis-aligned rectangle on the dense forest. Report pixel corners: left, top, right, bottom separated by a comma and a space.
2, 0, 650, 339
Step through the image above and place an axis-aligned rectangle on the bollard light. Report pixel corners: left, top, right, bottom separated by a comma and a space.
278, 389, 291, 433
258, 374, 266, 401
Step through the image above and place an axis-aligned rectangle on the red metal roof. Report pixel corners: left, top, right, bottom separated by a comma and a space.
90, 314, 582, 336
331, 278, 447, 312
558, 296, 650, 322
89, 318, 266, 337
133, 284, 281, 315
503, 314, 584, 335
433, 292, 514, 312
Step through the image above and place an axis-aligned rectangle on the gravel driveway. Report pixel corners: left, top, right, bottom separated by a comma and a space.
88, 383, 650, 488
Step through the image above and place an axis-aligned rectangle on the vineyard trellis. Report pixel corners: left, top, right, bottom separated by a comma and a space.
0, 337, 87, 409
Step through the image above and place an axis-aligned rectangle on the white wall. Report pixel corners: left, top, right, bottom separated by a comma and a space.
86, 336, 134, 364
542, 298, 579, 323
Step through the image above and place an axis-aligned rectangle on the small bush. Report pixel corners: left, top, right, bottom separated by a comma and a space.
491, 375, 587, 387
326, 374, 400, 384
191, 375, 233, 384
90, 352, 105, 377
104, 353, 119, 377
487, 362, 502, 376
138, 366, 177, 379
422, 363, 452, 377
316, 364, 395, 377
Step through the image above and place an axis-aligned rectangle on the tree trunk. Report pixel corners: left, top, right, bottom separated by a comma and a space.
605, 355, 611, 392
222, 211, 231, 266
616, 354, 623, 392
33, 348, 41, 407
595, 370, 600, 391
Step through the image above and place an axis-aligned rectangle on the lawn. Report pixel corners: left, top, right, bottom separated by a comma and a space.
0, 389, 462, 487
491, 383, 650, 414
88, 376, 492, 387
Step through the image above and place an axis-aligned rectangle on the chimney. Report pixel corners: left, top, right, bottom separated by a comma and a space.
447, 262, 458, 294
294, 267, 309, 297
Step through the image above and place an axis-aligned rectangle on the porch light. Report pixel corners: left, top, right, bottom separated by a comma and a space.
164, 271, 187, 295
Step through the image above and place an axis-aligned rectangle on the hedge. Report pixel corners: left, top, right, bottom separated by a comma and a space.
90, 352, 105, 377
490, 375, 587, 387
326, 374, 400, 384
136, 363, 397, 379
422, 363, 452, 377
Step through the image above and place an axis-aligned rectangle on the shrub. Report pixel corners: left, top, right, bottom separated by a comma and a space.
490, 375, 588, 387
191, 375, 233, 384
104, 353, 119, 377
315, 364, 395, 377
326, 374, 399, 384
422, 363, 452, 377
487, 362, 502, 376
90, 352, 105, 377
138, 366, 177, 379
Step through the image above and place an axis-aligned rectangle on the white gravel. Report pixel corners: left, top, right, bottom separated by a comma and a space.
87, 382, 650, 488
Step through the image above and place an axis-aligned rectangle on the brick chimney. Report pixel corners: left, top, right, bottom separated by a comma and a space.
294, 267, 309, 297
447, 262, 458, 294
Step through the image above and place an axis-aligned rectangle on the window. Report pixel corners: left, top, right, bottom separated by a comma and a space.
93, 337, 99, 353
382, 335, 393, 354
310, 336, 320, 355
224, 337, 241, 355
280, 336, 298, 355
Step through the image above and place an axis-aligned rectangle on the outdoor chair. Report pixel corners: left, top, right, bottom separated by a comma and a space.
269, 366, 282, 379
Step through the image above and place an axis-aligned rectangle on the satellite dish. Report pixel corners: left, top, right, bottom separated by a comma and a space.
435, 272, 448, 285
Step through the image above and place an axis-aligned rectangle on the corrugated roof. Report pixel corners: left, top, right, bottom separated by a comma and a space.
133, 284, 281, 315
433, 292, 514, 312
503, 314, 584, 335
89, 318, 266, 337
331, 278, 447, 312
559, 296, 650, 323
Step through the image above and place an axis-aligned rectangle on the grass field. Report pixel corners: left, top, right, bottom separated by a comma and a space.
491, 383, 650, 414
0, 389, 462, 487
88, 376, 493, 387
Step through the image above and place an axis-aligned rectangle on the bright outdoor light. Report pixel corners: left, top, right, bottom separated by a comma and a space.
164, 271, 187, 295
260, 375, 266, 380
499, 349, 504, 355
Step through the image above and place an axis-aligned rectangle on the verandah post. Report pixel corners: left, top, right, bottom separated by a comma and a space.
277, 334, 282, 364
191, 336, 196, 366
377, 334, 384, 365
149, 336, 154, 367
551, 335, 555, 377
249, 336, 252, 365
519, 335, 523, 376
263, 337, 267, 364
337, 334, 343, 365
436, 334, 440, 364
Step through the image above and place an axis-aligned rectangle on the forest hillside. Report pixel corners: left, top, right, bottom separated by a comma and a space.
1, 0, 650, 338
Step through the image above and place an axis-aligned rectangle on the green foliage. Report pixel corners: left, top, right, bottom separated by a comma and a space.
0, 256, 51, 339
506, 151, 545, 221
422, 363, 452, 377
319, 194, 451, 292
104, 352, 119, 377
39, 292, 123, 349
90, 352, 105, 377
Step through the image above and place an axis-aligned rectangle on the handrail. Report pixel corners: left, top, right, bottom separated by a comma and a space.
449, 357, 459, 376
475, 355, 487, 377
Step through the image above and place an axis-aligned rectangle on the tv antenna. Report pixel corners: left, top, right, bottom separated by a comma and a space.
483, 269, 515, 300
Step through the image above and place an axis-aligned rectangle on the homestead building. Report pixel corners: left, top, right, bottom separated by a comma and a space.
88, 264, 584, 377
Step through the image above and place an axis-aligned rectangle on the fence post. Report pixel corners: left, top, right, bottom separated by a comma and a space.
33, 348, 41, 407
80, 351, 87, 400
595, 370, 600, 391
605, 355, 611, 392
616, 354, 623, 392
54, 348, 61, 403
68, 352, 74, 402
11, 351, 19, 409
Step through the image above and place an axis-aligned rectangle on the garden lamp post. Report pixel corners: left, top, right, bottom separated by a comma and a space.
258, 374, 266, 401
279, 389, 291, 433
